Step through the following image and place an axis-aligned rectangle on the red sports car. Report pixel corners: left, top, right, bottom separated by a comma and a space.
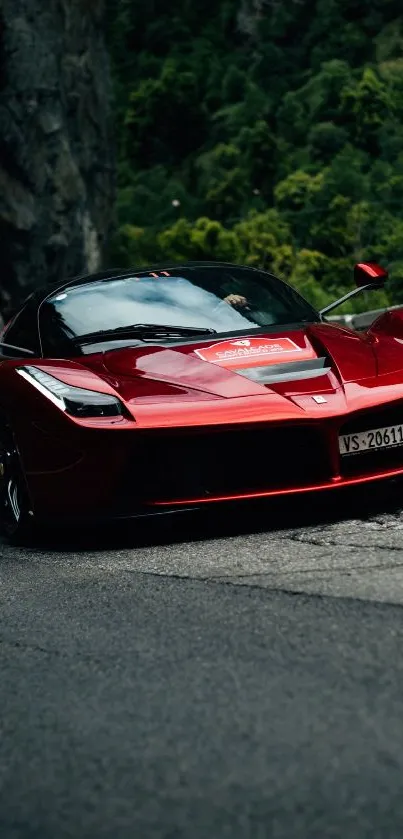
0, 259, 402, 541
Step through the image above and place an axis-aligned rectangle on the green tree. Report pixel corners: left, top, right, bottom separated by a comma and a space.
340, 67, 394, 154
233, 209, 292, 271
124, 59, 206, 167
196, 144, 250, 220
106, 0, 403, 309
158, 217, 241, 262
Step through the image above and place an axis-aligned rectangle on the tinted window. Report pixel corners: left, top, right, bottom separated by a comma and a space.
40, 267, 318, 350
3, 305, 40, 355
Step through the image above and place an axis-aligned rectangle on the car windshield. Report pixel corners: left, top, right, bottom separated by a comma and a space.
40, 265, 318, 347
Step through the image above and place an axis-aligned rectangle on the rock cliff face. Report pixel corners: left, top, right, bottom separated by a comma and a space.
0, 0, 115, 324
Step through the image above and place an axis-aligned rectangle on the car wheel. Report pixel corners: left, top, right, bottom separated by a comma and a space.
0, 420, 34, 544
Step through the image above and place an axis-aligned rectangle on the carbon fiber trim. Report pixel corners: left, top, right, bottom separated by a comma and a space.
234, 357, 330, 384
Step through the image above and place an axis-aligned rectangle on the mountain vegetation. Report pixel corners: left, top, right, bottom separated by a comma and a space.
105, 0, 403, 312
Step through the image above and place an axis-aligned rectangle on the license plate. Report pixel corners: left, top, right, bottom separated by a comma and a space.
339, 423, 403, 456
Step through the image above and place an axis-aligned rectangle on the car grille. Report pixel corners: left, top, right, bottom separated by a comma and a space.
341, 446, 403, 478
339, 402, 403, 478
117, 424, 331, 504
339, 403, 403, 435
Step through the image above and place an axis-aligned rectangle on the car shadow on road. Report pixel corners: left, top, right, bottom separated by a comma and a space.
25, 478, 403, 554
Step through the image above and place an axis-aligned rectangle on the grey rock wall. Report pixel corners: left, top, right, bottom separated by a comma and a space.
0, 0, 115, 324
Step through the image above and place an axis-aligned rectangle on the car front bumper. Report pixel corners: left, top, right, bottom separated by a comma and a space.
15, 400, 403, 521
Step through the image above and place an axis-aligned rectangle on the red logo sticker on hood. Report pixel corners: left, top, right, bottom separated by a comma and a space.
195, 337, 306, 368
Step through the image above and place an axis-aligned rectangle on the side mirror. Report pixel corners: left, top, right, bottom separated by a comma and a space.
320, 261, 389, 318
354, 262, 388, 288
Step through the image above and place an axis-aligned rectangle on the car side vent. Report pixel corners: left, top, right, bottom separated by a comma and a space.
234, 357, 331, 384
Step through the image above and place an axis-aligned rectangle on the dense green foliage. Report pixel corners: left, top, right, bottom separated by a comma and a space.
105, 0, 403, 312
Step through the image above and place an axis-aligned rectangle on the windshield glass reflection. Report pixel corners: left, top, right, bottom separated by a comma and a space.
42, 267, 317, 345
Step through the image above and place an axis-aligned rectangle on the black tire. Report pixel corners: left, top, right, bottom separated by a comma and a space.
0, 420, 35, 544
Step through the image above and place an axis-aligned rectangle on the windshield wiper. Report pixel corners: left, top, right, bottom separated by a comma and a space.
73, 323, 217, 344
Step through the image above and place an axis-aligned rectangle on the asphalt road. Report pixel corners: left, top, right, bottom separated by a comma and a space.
2, 485, 403, 838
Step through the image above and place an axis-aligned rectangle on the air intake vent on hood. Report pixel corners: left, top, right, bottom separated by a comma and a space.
234, 357, 331, 384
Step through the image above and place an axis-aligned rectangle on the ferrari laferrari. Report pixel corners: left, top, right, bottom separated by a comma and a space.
0, 259, 402, 541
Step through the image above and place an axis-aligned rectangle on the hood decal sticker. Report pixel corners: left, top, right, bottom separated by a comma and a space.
194, 336, 312, 368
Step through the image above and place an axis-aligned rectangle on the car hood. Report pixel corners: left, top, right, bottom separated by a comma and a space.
96, 322, 397, 404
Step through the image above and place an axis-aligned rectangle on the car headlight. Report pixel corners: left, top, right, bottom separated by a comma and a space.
17, 366, 126, 418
